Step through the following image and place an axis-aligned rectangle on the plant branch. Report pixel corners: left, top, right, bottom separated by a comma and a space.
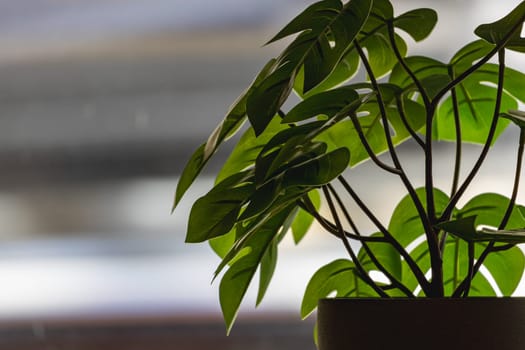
327, 184, 414, 297
387, 21, 431, 107
338, 176, 432, 295
296, 198, 387, 243
322, 186, 389, 297
439, 49, 507, 222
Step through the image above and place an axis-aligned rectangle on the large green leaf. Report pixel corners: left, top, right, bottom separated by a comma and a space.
434, 63, 525, 143
393, 8, 437, 42
247, 0, 372, 134
186, 171, 254, 243
174, 60, 275, 209
300, 259, 375, 319
475, 1, 525, 53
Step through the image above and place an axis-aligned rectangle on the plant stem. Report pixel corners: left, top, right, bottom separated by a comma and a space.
296, 198, 387, 243
327, 184, 414, 297
338, 176, 432, 295
448, 67, 462, 199
439, 49, 507, 222
355, 40, 444, 295
499, 128, 525, 230
439, 67, 463, 254
387, 21, 431, 107
322, 186, 389, 297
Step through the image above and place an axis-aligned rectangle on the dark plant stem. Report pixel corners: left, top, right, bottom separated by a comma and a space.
327, 184, 414, 297
338, 176, 432, 295
348, 114, 401, 174
387, 21, 431, 107
498, 128, 525, 230
439, 49, 506, 222
296, 198, 387, 243
322, 186, 389, 297
439, 67, 463, 254
355, 40, 443, 296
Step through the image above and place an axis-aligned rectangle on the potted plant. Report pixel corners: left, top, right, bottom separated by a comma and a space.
174, 0, 525, 348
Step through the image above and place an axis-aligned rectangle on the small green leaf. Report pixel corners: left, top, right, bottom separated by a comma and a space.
257, 238, 278, 305
393, 8, 437, 42
475, 1, 525, 53
438, 216, 525, 244
292, 190, 321, 244
283, 87, 360, 123
283, 148, 350, 187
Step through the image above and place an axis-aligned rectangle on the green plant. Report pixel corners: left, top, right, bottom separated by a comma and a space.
174, 0, 525, 333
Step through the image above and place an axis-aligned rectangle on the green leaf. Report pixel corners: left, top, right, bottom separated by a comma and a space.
475, 1, 525, 53
216, 116, 288, 183
388, 187, 451, 292
209, 228, 236, 259
301, 259, 375, 319
257, 238, 278, 305
246, 62, 295, 135
248, 0, 373, 134
483, 245, 525, 295
186, 171, 254, 243
437, 193, 525, 295
173, 59, 275, 209
219, 206, 293, 333
317, 83, 425, 166
439, 216, 525, 244
282, 148, 350, 187
393, 8, 437, 42
357, 232, 402, 281
283, 87, 360, 123
389, 56, 449, 98
434, 64, 525, 143
292, 190, 321, 244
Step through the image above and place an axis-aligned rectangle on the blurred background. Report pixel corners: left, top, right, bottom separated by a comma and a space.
0, 0, 523, 349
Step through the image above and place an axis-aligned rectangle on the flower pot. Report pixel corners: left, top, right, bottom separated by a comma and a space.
317, 298, 525, 350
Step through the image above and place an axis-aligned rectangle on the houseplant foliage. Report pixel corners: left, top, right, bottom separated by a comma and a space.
174, 0, 525, 333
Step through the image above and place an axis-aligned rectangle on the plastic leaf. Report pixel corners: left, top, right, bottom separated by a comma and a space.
475, 1, 525, 53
